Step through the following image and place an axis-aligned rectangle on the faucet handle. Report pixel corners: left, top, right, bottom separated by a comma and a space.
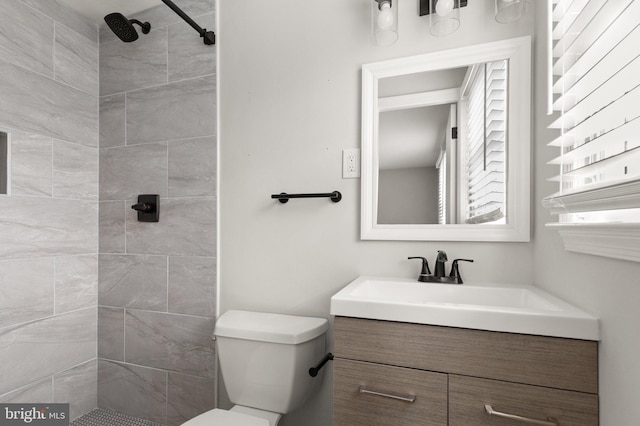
408, 257, 431, 281
449, 259, 474, 284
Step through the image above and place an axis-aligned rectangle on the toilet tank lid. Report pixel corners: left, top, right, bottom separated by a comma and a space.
214, 310, 328, 344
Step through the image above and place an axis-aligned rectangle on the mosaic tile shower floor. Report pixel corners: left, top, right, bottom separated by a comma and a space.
72, 409, 164, 426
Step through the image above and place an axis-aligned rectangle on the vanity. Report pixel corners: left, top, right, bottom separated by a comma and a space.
339, 35, 599, 425
330, 277, 600, 426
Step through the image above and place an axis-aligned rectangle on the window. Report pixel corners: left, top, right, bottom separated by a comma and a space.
544, 0, 640, 261
461, 60, 507, 224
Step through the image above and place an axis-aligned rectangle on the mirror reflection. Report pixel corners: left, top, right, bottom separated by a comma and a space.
377, 60, 508, 225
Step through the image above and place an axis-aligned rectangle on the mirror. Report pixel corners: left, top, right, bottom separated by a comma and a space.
361, 37, 531, 241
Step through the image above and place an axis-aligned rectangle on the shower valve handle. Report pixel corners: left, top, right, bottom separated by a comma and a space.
132, 195, 160, 222
131, 203, 153, 213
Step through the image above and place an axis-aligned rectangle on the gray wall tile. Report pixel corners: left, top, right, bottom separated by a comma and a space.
98, 360, 167, 424
98, 307, 124, 361
0, 1, 54, 76
127, 198, 216, 257
0, 377, 52, 403
167, 373, 215, 426
168, 136, 216, 197
96, 1, 216, 421
54, 359, 97, 421
125, 310, 215, 378
0, 307, 97, 395
99, 143, 168, 201
53, 140, 98, 200
0, 60, 98, 147
10, 131, 52, 197
99, 95, 125, 149
99, 29, 168, 96
168, 13, 216, 82
99, 201, 126, 254
0, 258, 54, 328
98, 254, 167, 311
126, 75, 216, 145
21, 0, 97, 44
55, 255, 98, 315
1, 1, 98, 417
0, 197, 97, 260
168, 257, 216, 317
99, 24, 117, 45
55, 23, 98, 96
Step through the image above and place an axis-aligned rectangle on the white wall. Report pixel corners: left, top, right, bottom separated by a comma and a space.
532, 4, 640, 426
219, 1, 534, 425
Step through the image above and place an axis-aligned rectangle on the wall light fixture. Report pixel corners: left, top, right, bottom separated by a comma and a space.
494, 0, 529, 23
419, 0, 466, 37
372, 0, 398, 46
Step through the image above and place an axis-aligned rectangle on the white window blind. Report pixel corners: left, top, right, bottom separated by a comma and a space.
544, 0, 640, 261
437, 150, 446, 224
463, 60, 507, 224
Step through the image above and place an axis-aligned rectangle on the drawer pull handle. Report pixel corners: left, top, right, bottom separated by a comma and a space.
359, 385, 416, 403
484, 404, 558, 426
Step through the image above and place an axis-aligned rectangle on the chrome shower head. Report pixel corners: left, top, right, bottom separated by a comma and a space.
104, 12, 151, 43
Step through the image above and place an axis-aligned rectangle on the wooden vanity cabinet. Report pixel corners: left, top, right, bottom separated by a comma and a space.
333, 316, 599, 426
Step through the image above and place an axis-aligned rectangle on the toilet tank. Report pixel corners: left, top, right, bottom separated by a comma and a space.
214, 311, 329, 414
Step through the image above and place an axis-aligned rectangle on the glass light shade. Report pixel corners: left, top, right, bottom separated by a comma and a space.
372, 0, 398, 46
429, 0, 459, 37
495, 0, 529, 23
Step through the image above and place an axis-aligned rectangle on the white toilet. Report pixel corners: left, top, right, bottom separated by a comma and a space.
182, 310, 329, 426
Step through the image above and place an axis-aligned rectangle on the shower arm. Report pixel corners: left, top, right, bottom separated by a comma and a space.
161, 0, 215, 45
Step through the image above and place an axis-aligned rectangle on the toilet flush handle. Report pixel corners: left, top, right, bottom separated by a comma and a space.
308, 353, 334, 377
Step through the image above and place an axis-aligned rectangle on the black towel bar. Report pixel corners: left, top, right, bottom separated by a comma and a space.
271, 191, 342, 204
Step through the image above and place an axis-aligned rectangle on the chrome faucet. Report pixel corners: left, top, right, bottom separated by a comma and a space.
408, 251, 474, 284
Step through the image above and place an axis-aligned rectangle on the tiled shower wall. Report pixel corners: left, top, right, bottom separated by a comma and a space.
97, 1, 217, 425
0, 0, 99, 421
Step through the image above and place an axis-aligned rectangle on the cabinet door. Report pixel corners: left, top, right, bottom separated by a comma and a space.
334, 358, 447, 426
449, 375, 598, 426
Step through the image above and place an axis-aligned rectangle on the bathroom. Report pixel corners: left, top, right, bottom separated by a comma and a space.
0, 0, 638, 425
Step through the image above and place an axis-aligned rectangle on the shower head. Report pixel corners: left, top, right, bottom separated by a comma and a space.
104, 13, 151, 43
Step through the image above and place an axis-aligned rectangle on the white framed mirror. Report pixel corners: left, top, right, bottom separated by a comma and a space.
361, 37, 531, 242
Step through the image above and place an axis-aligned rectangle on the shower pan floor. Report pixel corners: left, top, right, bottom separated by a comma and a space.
72, 408, 164, 426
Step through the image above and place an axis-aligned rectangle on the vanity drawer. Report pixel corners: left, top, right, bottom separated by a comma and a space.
449, 375, 598, 426
334, 358, 447, 426
334, 316, 598, 393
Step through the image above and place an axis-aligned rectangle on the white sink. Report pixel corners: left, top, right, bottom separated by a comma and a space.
330, 276, 599, 340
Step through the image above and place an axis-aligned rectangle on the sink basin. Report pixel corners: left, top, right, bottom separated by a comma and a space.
330, 276, 599, 340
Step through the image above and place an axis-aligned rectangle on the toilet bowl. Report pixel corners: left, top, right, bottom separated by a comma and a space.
181, 310, 329, 426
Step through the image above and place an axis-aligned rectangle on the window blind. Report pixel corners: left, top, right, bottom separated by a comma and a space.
544, 0, 640, 224
437, 150, 446, 224
464, 60, 507, 224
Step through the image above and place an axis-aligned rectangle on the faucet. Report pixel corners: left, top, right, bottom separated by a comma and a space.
434, 251, 448, 278
408, 251, 474, 284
